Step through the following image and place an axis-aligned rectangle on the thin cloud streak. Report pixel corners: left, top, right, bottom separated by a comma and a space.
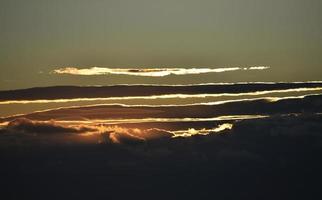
2, 82, 321, 102
53, 66, 270, 77
1, 93, 320, 123
13, 115, 266, 126
0, 87, 321, 105
171, 123, 233, 137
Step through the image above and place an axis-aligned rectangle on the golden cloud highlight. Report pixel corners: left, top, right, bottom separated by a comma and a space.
53, 66, 269, 77
1, 87, 320, 105
94, 123, 233, 144
171, 123, 233, 137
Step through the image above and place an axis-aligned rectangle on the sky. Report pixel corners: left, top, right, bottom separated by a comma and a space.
1, 2, 322, 198
1, 0, 322, 90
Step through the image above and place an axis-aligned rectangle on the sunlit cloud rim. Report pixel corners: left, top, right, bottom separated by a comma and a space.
52, 66, 270, 77
1, 87, 321, 105
171, 123, 233, 137
1, 94, 319, 122
30, 115, 269, 125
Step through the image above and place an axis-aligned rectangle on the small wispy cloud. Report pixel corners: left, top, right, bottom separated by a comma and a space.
171, 123, 233, 138
248, 66, 270, 70
52, 66, 270, 77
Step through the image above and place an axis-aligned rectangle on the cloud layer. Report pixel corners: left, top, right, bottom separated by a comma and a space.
2, 112, 322, 199
53, 66, 270, 77
1, 82, 321, 102
2, 118, 93, 135
2, 94, 321, 122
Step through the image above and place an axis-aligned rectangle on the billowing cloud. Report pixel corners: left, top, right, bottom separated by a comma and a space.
0, 119, 233, 144
91, 124, 233, 144
52, 66, 269, 77
95, 126, 174, 144
2, 112, 322, 199
3, 118, 94, 135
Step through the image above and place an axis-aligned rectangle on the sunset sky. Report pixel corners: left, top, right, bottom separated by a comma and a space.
1, 1, 322, 199
1, 0, 322, 90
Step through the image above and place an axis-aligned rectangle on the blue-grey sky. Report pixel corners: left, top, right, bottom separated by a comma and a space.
1, 0, 322, 90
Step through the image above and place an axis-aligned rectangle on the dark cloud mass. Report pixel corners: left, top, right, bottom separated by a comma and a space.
2, 118, 93, 135
1, 113, 322, 199
0, 82, 321, 101
2, 94, 321, 122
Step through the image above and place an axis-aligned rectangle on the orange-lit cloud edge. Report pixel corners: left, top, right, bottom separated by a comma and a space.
0, 117, 234, 143
1, 87, 321, 105
0, 93, 320, 121
1, 93, 321, 143
53, 66, 270, 76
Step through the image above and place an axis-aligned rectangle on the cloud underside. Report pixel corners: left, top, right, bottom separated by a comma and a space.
1, 82, 321, 102
1, 113, 321, 146
3, 118, 94, 135
53, 66, 269, 76
2, 113, 322, 199
0, 117, 233, 144
1, 94, 321, 145
2, 94, 321, 122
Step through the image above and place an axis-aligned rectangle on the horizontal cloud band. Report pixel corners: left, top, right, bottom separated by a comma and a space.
53, 66, 269, 77
1, 82, 321, 101
0, 87, 321, 105
1, 94, 321, 123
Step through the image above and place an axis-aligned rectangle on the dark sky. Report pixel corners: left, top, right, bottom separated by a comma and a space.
1, 0, 322, 90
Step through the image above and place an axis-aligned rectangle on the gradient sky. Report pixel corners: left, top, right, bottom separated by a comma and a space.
1, 0, 322, 90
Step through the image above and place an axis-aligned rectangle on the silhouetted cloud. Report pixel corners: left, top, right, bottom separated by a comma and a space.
98, 126, 172, 144
1, 82, 321, 102
1, 106, 322, 199
2, 94, 321, 122
2, 118, 94, 135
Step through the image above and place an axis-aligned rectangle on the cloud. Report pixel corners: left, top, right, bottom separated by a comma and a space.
0, 119, 231, 145
171, 123, 233, 137
2, 113, 322, 199
248, 66, 270, 70
81, 123, 233, 144
52, 66, 269, 77
96, 126, 174, 145
1, 82, 322, 103
3, 118, 94, 135
1, 87, 322, 106
2, 94, 321, 122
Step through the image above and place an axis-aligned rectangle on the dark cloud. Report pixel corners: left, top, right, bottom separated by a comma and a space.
99, 126, 173, 145
1, 113, 322, 199
3, 118, 94, 135
0, 82, 321, 101
3, 94, 321, 122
